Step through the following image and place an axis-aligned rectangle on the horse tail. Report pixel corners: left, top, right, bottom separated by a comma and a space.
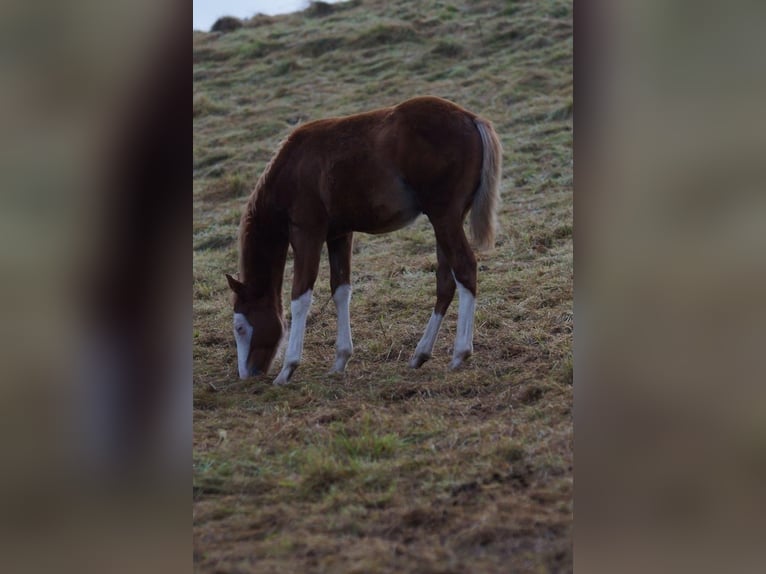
470, 117, 502, 251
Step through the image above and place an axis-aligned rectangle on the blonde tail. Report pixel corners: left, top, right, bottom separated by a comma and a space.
470, 118, 502, 250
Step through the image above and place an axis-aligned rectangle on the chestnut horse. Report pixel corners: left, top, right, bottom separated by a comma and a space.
226, 96, 501, 385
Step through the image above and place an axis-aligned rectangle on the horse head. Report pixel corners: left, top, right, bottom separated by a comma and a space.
225, 273, 284, 379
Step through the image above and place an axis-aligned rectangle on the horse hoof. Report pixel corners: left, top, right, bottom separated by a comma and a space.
329, 354, 350, 374
273, 365, 295, 386
449, 352, 471, 370
409, 353, 430, 369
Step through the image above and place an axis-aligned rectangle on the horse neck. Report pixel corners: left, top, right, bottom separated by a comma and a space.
240, 202, 288, 311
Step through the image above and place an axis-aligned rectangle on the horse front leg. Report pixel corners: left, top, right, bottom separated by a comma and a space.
273, 229, 324, 386
327, 233, 354, 374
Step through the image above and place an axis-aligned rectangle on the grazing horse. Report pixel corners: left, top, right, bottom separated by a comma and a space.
226, 96, 502, 385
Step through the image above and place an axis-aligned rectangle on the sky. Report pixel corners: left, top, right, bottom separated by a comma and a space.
193, 1, 341, 31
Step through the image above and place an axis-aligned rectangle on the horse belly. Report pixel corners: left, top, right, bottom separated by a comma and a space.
326, 166, 419, 233
356, 179, 420, 234
364, 205, 419, 234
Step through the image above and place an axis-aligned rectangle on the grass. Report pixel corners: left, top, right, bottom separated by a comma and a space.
193, 0, 572, 572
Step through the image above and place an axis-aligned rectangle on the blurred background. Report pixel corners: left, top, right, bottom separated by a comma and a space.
576, 1, 766, 572
0, 0, 189, 572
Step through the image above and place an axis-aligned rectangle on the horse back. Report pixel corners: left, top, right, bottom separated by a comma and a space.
273, 97, 483, 233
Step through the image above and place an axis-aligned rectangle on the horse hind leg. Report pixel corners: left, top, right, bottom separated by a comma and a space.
432, 220, 477, 370
327, 233, 354, 374
450, 273, 476, 370
410, 244, 455, 368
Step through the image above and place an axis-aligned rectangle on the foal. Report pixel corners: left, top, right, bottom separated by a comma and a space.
226, 96, 501, 385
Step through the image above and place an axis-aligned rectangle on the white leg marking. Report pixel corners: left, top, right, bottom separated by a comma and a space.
233, 312, 254, 379
409, 312, 444, 368
450, 280, 475, 369
330, 284, 353, 373
273, 289, 312, 385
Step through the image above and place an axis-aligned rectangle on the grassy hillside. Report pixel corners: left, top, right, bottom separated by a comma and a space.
193, 0, 572, 572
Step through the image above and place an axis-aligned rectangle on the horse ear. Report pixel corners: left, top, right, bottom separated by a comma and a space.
225, 273, 245, 295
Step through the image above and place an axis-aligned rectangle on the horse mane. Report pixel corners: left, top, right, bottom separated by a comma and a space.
238, 134, 291, 279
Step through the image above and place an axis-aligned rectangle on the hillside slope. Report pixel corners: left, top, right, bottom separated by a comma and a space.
193, 0, 572, 571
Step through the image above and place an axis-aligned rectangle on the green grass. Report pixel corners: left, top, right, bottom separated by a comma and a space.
193, 0, 572, 572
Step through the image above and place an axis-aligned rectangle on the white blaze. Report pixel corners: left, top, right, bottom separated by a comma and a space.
233, 312, 253, 379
